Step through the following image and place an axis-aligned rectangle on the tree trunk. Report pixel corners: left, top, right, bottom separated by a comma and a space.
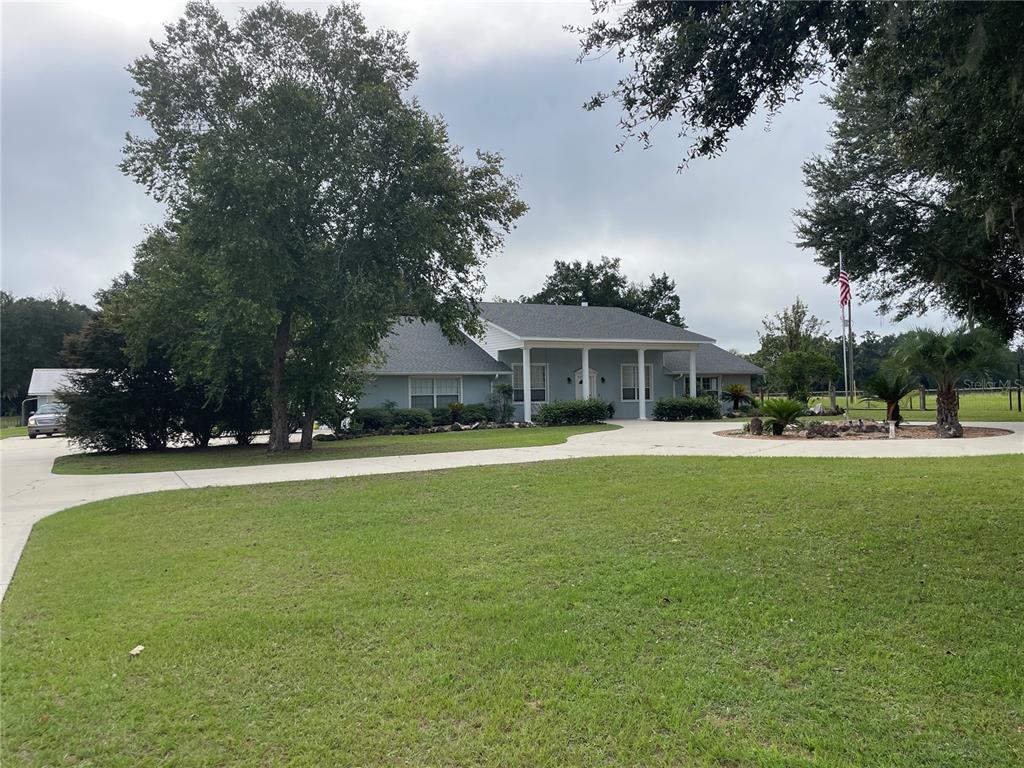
268, 310, 292, 453
299, 405, 315, 451
934, 385, 963, 438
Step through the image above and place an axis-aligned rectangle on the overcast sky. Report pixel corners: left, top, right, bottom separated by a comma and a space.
1, 0, 949, 352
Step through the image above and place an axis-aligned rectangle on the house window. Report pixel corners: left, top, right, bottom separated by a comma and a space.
678, 376, 719, 396
409, 377, 461, 409
621, 364, 653, 401
512, 363, 548, 403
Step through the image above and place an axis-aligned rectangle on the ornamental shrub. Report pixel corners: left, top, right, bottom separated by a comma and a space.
430, 406, 452, 425
390, 408, 433, 429
652, 396, 721, 421
535, 399, 610, 426
351, 407, 393, 431
460, 402, 495, 423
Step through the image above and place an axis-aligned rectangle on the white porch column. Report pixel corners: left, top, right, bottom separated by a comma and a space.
637, 348, 647, 420
689, 346, 697, 397
522, 344, 532, 423
581, 347, 591, 399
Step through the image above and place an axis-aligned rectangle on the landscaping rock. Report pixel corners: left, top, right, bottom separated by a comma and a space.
806, 422, 841, 439
451, 422, 463, 431
749, 417, 763, 436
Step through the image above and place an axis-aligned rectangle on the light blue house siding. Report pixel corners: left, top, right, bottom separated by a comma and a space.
498, 348, 679, 420
359, 374, 506, 409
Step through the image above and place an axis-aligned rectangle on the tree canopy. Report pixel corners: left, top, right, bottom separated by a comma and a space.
576, 1, 1024, 338
749, 298, 839, 399
0, 291, 93, 414
121, 1, 526, 451
522, 256, 684, 326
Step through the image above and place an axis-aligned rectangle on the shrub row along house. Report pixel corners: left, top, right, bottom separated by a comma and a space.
360, 303, 763, 421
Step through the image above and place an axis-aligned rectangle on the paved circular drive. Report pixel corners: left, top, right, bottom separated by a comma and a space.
2, 420, 1021, 598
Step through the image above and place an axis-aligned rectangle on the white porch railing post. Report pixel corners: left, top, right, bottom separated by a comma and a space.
637, 348, 647, 420
689, 346, 697, 397
522, 344, 532, 423
581, 347, 590, 399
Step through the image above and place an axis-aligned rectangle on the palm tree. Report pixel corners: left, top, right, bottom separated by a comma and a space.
896, 327, 1000, 438
859, 370, 917, 425
759, 398, 805, 436
720, 383, 752, 411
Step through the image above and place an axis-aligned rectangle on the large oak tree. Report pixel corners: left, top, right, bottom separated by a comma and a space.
122, 2, 526, 451
576, 1, 1024, 339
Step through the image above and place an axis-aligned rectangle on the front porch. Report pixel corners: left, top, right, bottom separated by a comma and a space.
497, 342, 703, 422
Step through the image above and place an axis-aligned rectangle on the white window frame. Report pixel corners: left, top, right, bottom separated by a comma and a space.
620, 363, 653, 402
676, 376, 720, 397
511, 363, 549, 404
408, 376, 463, 409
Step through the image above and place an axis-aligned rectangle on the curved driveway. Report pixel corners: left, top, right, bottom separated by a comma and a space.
2, 420, 1021, 598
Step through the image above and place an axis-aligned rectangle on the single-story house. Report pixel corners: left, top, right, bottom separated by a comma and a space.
27, 368, 90, 408
360, 303, 764, 421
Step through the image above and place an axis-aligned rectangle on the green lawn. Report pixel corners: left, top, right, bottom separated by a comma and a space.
4, 456, 1022, 767
0, 425, 27, 440
52, 424, 618, 475
808, 389, 1024, 422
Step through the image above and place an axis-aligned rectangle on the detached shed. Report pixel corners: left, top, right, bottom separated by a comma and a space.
26, 368, 90, 410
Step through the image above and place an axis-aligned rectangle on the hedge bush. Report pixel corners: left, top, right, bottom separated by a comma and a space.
460, 403, 495, 423
390, 408, 433, 429
652, 396, 721, 421
351, 407, 393, 431
535, 399, 610, 426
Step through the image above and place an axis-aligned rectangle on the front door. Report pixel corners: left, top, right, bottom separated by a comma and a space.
574, 368, 598, 399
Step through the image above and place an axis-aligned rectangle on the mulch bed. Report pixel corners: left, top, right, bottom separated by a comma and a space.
717, 424, 1012, 441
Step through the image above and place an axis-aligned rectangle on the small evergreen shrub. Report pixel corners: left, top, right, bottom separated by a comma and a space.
536, 399, 610, 426
390, 408, 433, 429
351, 407, 393, 431
461, 403, 495, 423
652, 396, 720, 421
447, 401, 465, 423
430, 407, 452, 425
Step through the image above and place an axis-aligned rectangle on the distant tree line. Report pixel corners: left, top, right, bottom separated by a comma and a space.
0, 291, 93, 415
746, 298, 1021, 400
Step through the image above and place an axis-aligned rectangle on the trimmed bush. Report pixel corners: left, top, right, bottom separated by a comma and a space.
652, 396, 721, 421
536, 399, 610, 426
390, 408, 433, 429
460, 403, 495, 423
430, 406, 452, 425
351, 407, 393, 431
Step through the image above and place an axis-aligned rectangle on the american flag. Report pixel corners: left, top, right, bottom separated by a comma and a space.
838, 268, 851, 306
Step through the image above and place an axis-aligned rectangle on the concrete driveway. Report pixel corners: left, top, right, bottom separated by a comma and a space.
2, 420, 1021, 598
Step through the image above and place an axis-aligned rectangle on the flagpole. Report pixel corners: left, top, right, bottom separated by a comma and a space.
839, 252, 850, 419
840, 304, 850, 418
847, 291, 857, 407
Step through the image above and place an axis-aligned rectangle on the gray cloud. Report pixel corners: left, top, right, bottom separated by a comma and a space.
2, 1, 950, 353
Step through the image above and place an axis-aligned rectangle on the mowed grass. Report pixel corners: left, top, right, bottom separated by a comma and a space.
52, 424, 617, 475
4, 456, 1023, 767
0, 425, 27, 440
808, 389, 1024, 422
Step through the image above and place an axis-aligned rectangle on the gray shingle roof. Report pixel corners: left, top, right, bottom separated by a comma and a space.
479, 302, 714, 343
370, 320, 510, 374
662, 345, 765, 376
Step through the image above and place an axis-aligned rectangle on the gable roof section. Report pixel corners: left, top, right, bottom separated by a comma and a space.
28, 368, 92, 396
370, 319, 510, 375
479, 302, 714, 343
662, 346, 764, 376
